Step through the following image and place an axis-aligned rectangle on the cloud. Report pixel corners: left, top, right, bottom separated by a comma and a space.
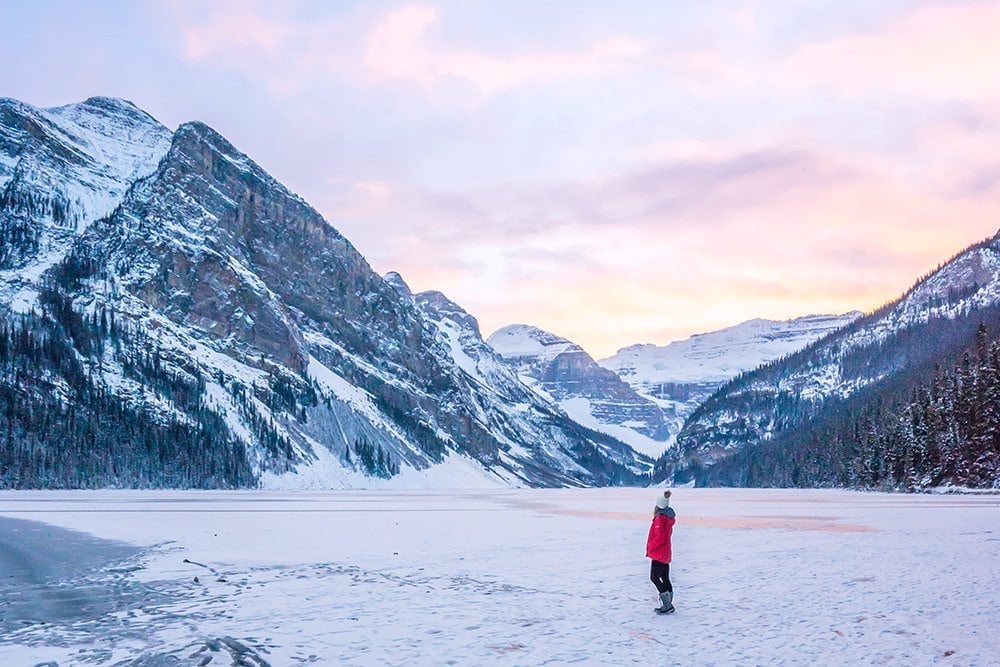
149, 0, 1000, 357
168, 2, 647, 98
780, 1, 1000, 100
181, 3, 293, 61
324, 131, 1000, 357
363, 5, 646, 94
166, 0, 360, 95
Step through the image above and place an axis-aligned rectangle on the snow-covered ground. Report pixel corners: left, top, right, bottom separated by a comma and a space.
0, 489, 997, 665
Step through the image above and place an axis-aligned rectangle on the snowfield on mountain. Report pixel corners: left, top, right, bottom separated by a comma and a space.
1, 489, 997, 665
601, 313, 863, 387
489, 323, 674, 458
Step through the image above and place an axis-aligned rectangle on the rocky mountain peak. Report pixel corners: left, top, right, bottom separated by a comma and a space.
1, 96, 172, 312
416, 290, 481, 335
75, 96, 160, 123
383, 271, 412, 299
173, 120, 236, 155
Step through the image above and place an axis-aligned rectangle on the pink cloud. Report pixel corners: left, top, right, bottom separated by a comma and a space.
364, 6, 438, 87
781, 1, 1000, 100
168, 3, 646, 97
364, 5, 646, 94
178, 1, 294, 61
166, 1, 360, 95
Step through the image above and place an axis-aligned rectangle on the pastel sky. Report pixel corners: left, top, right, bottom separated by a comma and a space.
4, 1, 1000, 357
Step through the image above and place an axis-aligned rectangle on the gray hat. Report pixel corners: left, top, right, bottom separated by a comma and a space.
655, 491, 670, 510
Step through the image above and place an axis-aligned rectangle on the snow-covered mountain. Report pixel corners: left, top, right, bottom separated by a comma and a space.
0, 97, 172, 311
409, 287, 650, 475
665, 231, 1000, 479
597, 313, 860, 443
601, 313, 862, 386
488, 324, 672, 458
0, 96, 651, 490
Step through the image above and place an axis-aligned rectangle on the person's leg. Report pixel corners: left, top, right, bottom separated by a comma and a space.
649, 560, 667, 593
650, 560, 674, 612
658, 562, 675, 613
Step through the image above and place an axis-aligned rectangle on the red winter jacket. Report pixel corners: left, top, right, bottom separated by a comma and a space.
646, 509, 675, 563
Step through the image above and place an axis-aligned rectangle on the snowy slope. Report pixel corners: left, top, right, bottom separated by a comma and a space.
489, 324, 579, 361
0, 97, 171, 226
488, 324, 672, 458
0, 97, 172, 312
600, 313, 861, 386
671, 231, 1000, 470
411, 286, 653, 475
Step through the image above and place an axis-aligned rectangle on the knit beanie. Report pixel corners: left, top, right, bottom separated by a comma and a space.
655, 491, 670, 510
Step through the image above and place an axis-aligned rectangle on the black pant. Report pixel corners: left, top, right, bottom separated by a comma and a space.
650, 560, 672, 594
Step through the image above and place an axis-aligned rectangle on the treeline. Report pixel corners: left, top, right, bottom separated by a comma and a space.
0, 233, 409, 486
0, 303, 256, 488
0, 239, 270, 489
0, 272, 400, 486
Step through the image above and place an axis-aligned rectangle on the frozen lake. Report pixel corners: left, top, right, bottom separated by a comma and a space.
1, 488, 997, 665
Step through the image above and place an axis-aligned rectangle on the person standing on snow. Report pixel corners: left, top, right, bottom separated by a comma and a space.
646, 489, 676, 614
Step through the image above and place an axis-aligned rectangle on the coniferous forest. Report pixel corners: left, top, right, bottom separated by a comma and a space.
0, 297, 257, 488
0, 244, 297, 489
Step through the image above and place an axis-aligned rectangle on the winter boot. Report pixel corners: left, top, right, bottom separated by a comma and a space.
654, 590, 675, 614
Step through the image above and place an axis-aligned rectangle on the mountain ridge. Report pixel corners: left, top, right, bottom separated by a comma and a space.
663, 229, 1000, 484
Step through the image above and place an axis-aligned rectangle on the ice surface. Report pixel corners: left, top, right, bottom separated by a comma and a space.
1, 489, 996, 665
0, 517, 142, 635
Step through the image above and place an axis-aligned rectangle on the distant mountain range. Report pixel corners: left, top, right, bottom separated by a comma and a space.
600, 313, 862, 386
488, 324, 672, 458
487, 315, 858, 457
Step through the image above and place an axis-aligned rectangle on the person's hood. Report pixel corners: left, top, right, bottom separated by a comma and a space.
654, 506, 676, 519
